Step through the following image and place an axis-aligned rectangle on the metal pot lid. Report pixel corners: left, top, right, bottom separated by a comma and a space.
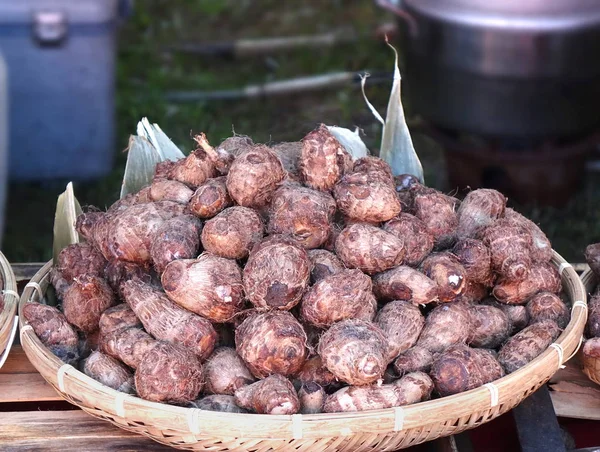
402, 0, 600, 30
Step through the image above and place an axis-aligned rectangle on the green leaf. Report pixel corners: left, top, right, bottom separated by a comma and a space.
120, 135, 163, 199
53, 182, 82, 264
326, 125, 370, 160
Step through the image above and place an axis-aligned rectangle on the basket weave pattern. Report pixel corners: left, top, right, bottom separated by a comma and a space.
0, 251, 17, 367
19, 252, 587, 451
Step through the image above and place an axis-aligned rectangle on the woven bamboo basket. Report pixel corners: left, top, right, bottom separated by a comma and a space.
579, 268, 600, 385
19, 251, 587, 452
0, 251, 18, 368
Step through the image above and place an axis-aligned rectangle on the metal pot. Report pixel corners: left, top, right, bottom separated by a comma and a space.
379, 0, 600, 139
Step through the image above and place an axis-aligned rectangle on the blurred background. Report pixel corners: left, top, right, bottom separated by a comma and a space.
1, 0, 600, 263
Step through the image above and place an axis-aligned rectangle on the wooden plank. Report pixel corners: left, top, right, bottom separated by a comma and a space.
0, 373, 62, 403
551, 390, 600, 420
0, 345, 38, 374
11, 262, 45, 282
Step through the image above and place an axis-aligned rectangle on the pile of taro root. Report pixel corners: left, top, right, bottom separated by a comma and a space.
23, 125, 571, 415
583, 246, 600, 361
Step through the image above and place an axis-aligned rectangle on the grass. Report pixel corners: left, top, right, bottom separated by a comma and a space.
3, 1, 600, 263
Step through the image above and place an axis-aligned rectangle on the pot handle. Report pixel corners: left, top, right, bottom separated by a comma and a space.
375, 0, 418, 37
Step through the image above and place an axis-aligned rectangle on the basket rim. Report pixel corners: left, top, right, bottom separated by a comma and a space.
0, 251, 18, 362
18, 251, 587, 440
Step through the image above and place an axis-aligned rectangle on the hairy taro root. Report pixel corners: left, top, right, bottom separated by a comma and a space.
135, 341, 204, 403
298, 382, 325, 414
335, 223, 405, 275
193, 133, 236, 176
162, 254, 244, 322
587, 295, 600, 337
526, 292, 569, 329
453, 238, 493, 286
268, 184, 336, 249
99, 326, 156, 369
234, 374, 299, 415
271, 141, 302, 180
226, 145, 285, 208
383, 214, 434, 266
456, 281, 489, 304
104, 260, 152, 297
430, 345, 504, 396
493, 262, 561, 304
585, 243, 600, 277
376, 301, 425, 360
243, 236, 310, 310
83, 351, 134, 393
456, 189, 506, 239
307, 249, 344, 283
373, 266, 439, 305
498, 320, 561, 373
301, 269, 375, 327
50, 268, 70, 299
151, 215, 202, 274
188, 176, 232, 218
300, 124, 353, 191
235, 311, 308, 378
467, 305, 511, 349
168, 148, 216, 188
63, 275, 116, 333
296, 356, 338, 388
190, 395, 248, 413
204, 347, 255, 395
420, 252, 467, 302
481, 219, 533, 281
98, 304, 141, 337
56, 243, 107, 283
149, 179, 194, 204
353, 156, 394, 184
482, 298, 529, 335
394, 346, 434, 376
414, 192, 459, 249
201, 206, 264, 260
318, 319, 388, 385
417, 303, 472, 353
22, 303, 79, 364
504, 208, 553, 263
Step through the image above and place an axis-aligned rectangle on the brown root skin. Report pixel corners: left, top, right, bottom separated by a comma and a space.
98, 304, 142, 337
188, 176, 232, 219
201, 206, 264, 260
154, 160, 175, 181
585, 243, 600, 277
583, 337, 600, 359
83, 351, 134, 393
375, 301, 425, 361
414, 192, 459, 249
203, 347, 255, 395
300, 124, 353, 192
168, 148, 216, 188
149, 179, 194, 205
104, 260, 152, 298
504, 208, 553, 263
299, 382, 326, 414
226, 145, 285, 208
243, 235, 310, 310
300, 269, 375, 328
318, 319, 389, 386
270, 141, 302, 179
22, 302, 80, 364
456, 189, 506, 239
189, 395, 248, 413
234, 374, 300, 415
453, 238, 494, 286
151, 215, 202, 274
135, 341, 204, 404
335, 223, 405, 275
217, 135, 254, 157
162, 254, 244, 323
383, 214, 434, 266
50, 268, 70, 300
296, 356, 338, 388
492, 262, 561, 305
455, 281, 489, 304
417, 302, 472, 353
481, 297, 529, 335
99, 326, 156, 369
497, 320, 561, 373
467, 305, 511, 349
75, 211, 104, 242
307, 249, 344, 284
235, 311, 308, 378
63, 275, 116, 333
353, 156, 394, 184
56, 243, 107, 284
373, 266, 439, 305
430, 345, 504, 396
526, 292, 569, 329
587, 295, 600, 337
193, 133, 235, 176
393, 346, 434, 376
268, 184, 336, 249
420, 252, 467, 302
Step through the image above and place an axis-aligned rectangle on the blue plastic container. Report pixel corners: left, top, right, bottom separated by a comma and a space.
0, 0, 120, 180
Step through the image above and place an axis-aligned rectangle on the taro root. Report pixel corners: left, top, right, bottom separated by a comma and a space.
504, 208, 553, 263
63, 275, 116, 333
50, 268, 70, 300
333, 171, 401, 223
353, 156, 394, 184
383, 214, 434, 266
322, 223, 342, 252
83, 351, 134, 393
150, 215, 202, 274
243, 235, 310, 310
393, 346, 434, 376
453, 238, 493, 286
585, 243, 600, 277
107, 187, 151, 212
218, 135, 254, 158
481, 298, 530, 335
56, 243, 107, 283
203, 347, 255, 395
375, 301, 425, 360
271, 141, 302, 179
481, 218, 534, 281
526, 292, 570, 329
498, 320, 561, 373
318, 319, 388, 385
417, 303, 472, 353
335, 223, 405, 275
414, 192, 459, 249
268, 184, 336, 249
149, 179, 194, 204
301, 269, 375, 328
22, 303, 79, 364
122, 279, 217, 360
235, 311, 308, 378
296, 356, 338, 388
307, 249, 344, 284
587, 295, 600, 337
430, 345, 504, 396
299, 124, 353, 191
75, 211, 104, 242
234, 374, 300, 415
154, 160, 175, 180
193, 133, 236, 176
467, 305, 511, 349
201, 206, 264, 260
104, 260, 152, 298
190, 395, 248, 413
226, 145, 285, 208
99, 327, 156, 369
456, 189, 506, 239
456, 281, 489, 304
135, 341, 204, 403
583, 337, 600, 361
493, 262, 561, 305
323, 372, 433, 413
168, 148, 216, 188
299, 382, 326, 414
162, 254, 244, 323
98, 304, 141, 337
420, 252, 467, 302
188, 176, 232, 218
373, 266, 439, 305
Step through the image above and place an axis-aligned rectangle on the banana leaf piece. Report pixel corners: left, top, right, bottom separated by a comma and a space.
136, 117, 185, 162
120, 135, 163, 199
326, 125, 369, 160
52, 182, 82, 264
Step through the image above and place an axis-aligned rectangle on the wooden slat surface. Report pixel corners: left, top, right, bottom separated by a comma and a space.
550, 354, 600, 420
